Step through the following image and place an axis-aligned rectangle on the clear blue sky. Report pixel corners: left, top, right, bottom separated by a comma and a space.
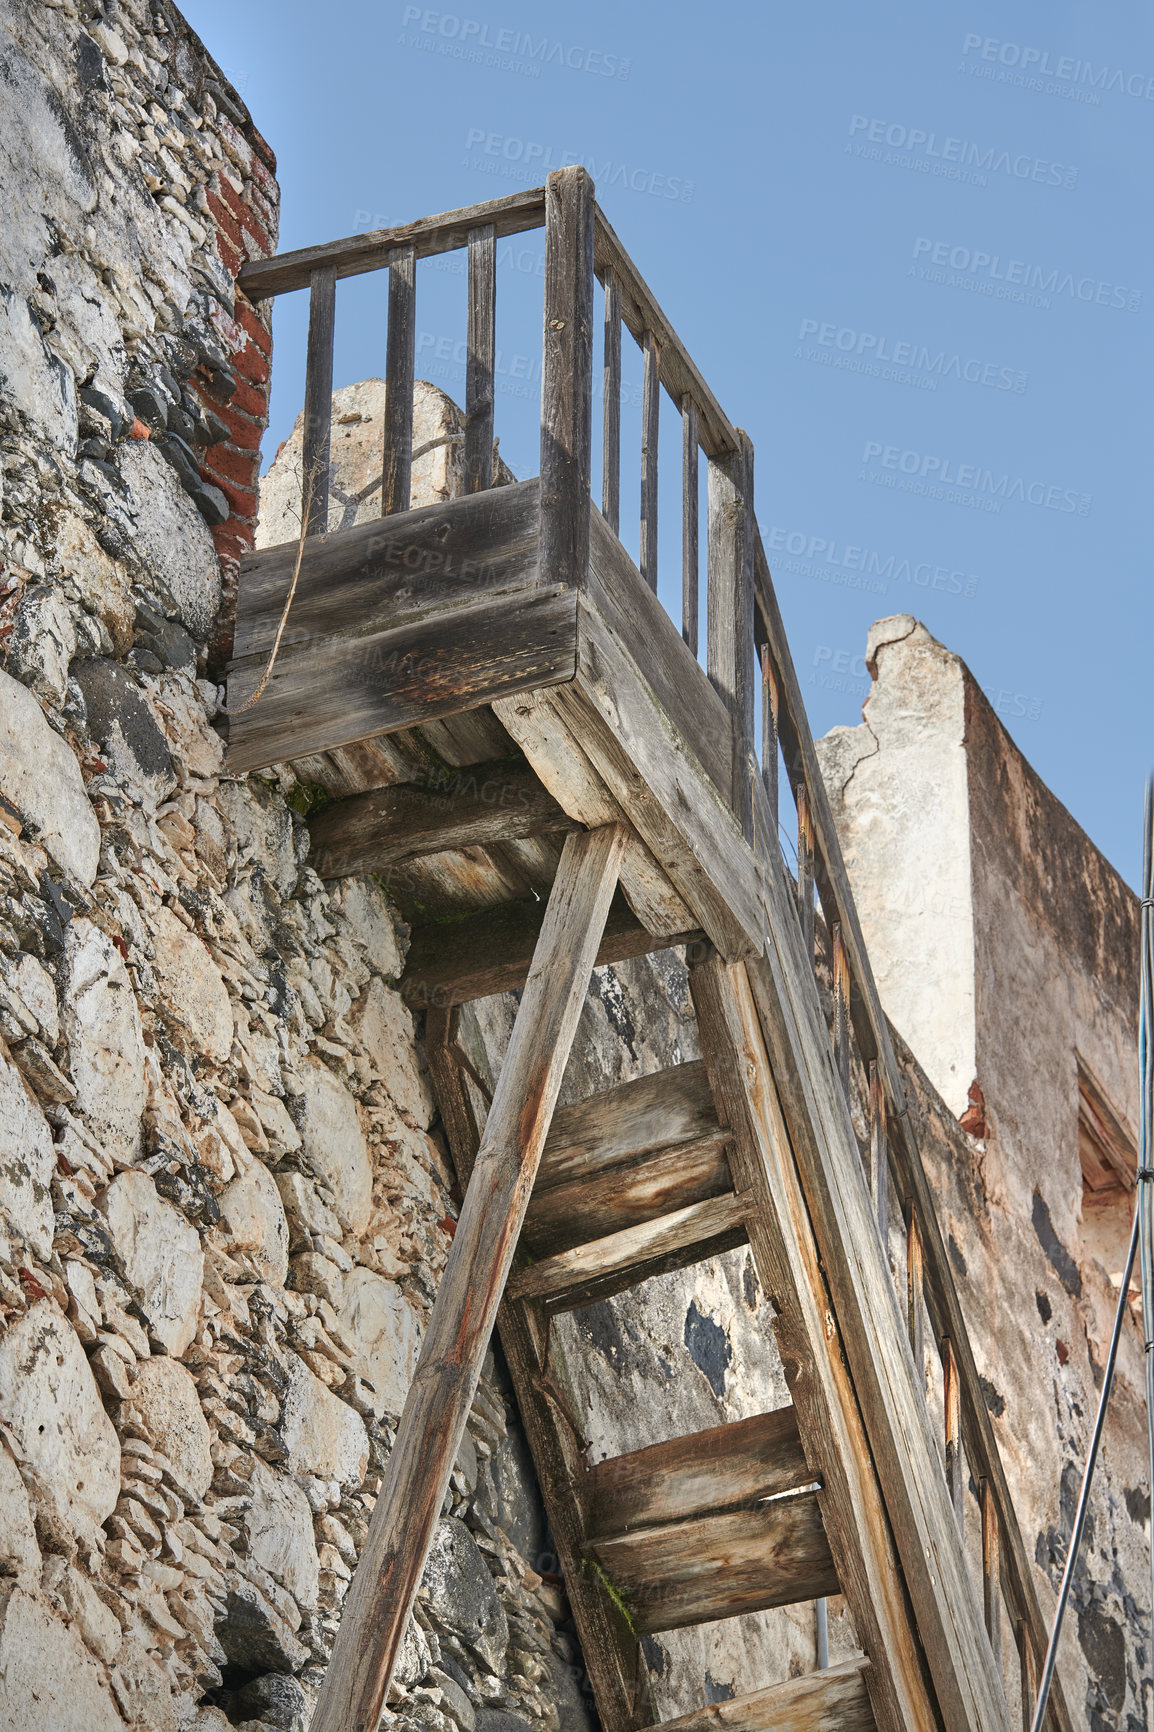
183, 0, 1152, 886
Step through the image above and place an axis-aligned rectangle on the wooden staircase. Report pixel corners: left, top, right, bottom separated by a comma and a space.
228, 171, 1072, 1732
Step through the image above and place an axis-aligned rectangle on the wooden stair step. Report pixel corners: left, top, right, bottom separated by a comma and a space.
539, 1060, 721, 1189
586, 1408, 812, 1536
653, 1656, 874, 1732
587, 1489, 838, 1633
524, 1128, 733, 1257
508, 1190, 750, 1312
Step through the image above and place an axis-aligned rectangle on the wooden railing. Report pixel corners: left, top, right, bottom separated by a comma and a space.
237, 171, 1068, 1732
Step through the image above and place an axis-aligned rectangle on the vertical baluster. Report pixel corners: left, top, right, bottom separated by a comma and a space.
814, 1596, 829, 1669
601, 268, 621, 532
760, 645, 778, 830
301, 264, 336, 536
982, 1479, 1002, 1669
832, 922, 850, 1099
904, 1199, 924, 1371
465, 225, 495, 493
869, 1060, 889, 1246
681, 396, 699, 655
943, 1336, 964, 1527
640, 329, 660, 591
540, 167, 595, 589
795, 783, 815, 958
707, 436, 756, 843
382, 243, 416, 516
1016, 1619, 1037, 1732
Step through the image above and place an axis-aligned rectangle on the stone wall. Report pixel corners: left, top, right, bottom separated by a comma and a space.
817, 615, 1149, 1731
0, 7, 594, 1732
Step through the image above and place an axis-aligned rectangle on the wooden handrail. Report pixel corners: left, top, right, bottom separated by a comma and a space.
238, 185, 547, 299
750, 527, 1073, 1732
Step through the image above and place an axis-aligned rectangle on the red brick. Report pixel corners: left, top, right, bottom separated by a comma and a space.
249, 125, 277, 174
201, 467, 259, 519
214, 231, 242, 278
212, 526, 253, 564
232, 343, 270, 387
237, 304, 272, 358
208, 411, 264, 453
204, 442, 259, 489
221, 376, 270, 420
207, 188, 246, 253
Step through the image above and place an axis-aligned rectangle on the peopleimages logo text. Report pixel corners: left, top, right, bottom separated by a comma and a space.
463, 130, 694, 201
860, 442, 1091, 515
847, 115, 1078, 188
798, 319, 1026, 392
911, 238, 1142, 311
962, 35, 1154, 100
401, 8, 631, 77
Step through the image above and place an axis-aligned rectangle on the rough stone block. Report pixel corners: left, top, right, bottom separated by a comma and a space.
127, 1355, 213, 1497
0, 669, 100, 885
279, 1350, 367, 1486
99, 1169, 204, 1357
297, 1056, 372, 1234
338, 1266, 423, 1421
0, 1050, 54, 1259
0, 1583, 125, 1732
63, 917, 146, 1165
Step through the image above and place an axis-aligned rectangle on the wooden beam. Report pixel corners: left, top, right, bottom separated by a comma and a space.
682, 397, 699, 656
425, 1009, 658, 1732
400, 888, 703, 1009
508, 1190, 749, 1311
639, 329, 660, 591
308, 758, 575, 878
232, 478, 541, 662
524, 1130, 734, 1260
602, 267, 621, 532
311, 825, 626, 1732
688, 954, 938, 1732
226, 583, 577, 774
465, 224, 496, 493
586, 1408, 812, 1538
541, 1060, 720, 1187
383, 244, 416, 516
237, 185, 547, 299
706, 432, 755, 843
589, 1491, 838, 1633
540, 166, 595, 590
301, 265, 335, 536
653, 1656, 875, 1732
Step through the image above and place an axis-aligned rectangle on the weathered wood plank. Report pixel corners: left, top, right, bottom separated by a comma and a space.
540, 167, 594, 590
587, 1408, 811, 1537
561, 591, 765, 958
869, 1061, 889, 1245
760, 644, 778, 830
465, 224, 496, 493
706, 434, 755, 842
238, 185, 546, 299
590, 1491, 838, 1633
308, 758, 575, 878
640, 329, 659, 592
426, 1009, 658, 1732
541, 1060, 719, 1188
495, 668, 699, 940
981, 1480, 1001, 1670
653, 1656, 874, 1732
593, 207, 738, 461
401, 889, 702, 1009
682, 397, 699, 656
311, 825, 626, 1732
302, 265, 336, 536
743, 869, 1010, 1730
688, 954, 938, 1732
383, 244, 416, 516
523, 1130, 733, 1259
226, 584, 577, 774
508, 1190, 749, 1311
602, 267, 621, 532
233, 479, 540, 660
943, 1337, 964, 1527
752, 527, 1071, 1732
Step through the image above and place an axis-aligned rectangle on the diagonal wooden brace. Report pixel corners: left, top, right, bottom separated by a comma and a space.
310, 822, 627, 1732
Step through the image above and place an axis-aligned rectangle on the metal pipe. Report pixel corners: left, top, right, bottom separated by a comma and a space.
815, 1596, 829, 1669
1029, 1206, 1140, 1732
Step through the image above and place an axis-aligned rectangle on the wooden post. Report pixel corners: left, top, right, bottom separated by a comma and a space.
640, 329, 660, 592
943, 1336, 964, 1528
382, 243, 416, 516
981, 1479, 1002, 1671
760, 644, 778, 832
1016, 1619, 1038, 1732
302, 264, 336, 536
795, 782, 815, 960
831, 922, 850, 1102
540, 166, 595, 589
869, 1060, 889, 1247
681, 396, 699, 655
904, 1201, 924, 1375
706, 432, 755, 843
465, 224, 496, 493
602, 266, 621, 532
310, 825, 626, 1732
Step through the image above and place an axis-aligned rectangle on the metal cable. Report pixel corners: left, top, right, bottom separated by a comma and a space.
1029, 781, 1154, 1731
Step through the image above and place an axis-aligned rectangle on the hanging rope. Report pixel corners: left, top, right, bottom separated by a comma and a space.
1029, 780, 1154, 1732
